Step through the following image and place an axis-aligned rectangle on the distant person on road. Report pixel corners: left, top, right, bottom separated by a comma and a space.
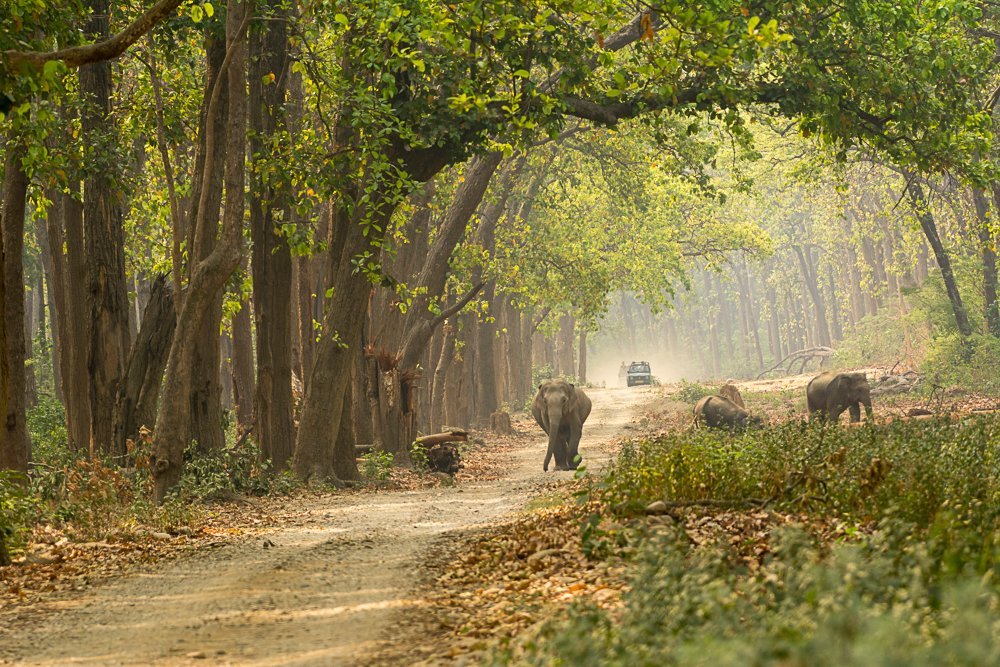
618, 361, 628, 387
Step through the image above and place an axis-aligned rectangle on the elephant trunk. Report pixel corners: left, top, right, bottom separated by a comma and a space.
546, 404, 564, 469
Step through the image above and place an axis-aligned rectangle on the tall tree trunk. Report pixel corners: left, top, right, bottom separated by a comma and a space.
23, 286, 37, 409
430, 321, 454, 432
60, 191, 91, 451
577, 329, 587, 385
556, 314, 575, 378
973, 187, 1000, 336
153, 0, 249, 502
81, 0, 131, 456
230, 296, 255, 433
0, 144, 26, 471
908, 180, 972, 338
250, 0, 295, 468
35, 211, 63, 402
792, 245, 832, 348
185, 33, 229, 456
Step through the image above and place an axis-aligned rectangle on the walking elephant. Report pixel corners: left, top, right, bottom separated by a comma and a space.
532, 379, 592, 471
807, 371, 873, 423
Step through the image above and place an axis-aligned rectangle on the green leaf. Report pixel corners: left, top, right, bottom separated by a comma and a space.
190, 5, 204, 23
203, 2, 214, 17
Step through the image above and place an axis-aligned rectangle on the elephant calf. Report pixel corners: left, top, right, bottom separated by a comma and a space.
532, 379, 592, 471
693, 395, 762, 431
807, 371, 873, 423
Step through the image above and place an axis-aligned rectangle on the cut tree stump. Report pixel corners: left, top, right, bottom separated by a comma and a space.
488, 410, 514, 435
414, 431, 467, 475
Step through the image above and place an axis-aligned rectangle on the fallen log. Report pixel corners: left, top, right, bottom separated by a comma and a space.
415, 430, 468, 447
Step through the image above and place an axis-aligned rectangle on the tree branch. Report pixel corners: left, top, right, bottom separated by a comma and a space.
431, 282, 486, 329
3, 0, 184, 70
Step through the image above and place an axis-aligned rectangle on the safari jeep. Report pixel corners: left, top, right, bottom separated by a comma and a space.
626, 361, 652, 387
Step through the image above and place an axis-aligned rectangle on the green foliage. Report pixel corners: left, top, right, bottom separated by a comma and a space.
673, 379, 711, 404
410, 441, 430, 470
26, 394, 72, 468
179, 440, 295, 499
921, 333, 1000, 395
0, 472, 33, 552
360, 449, 395, 481
504, 523, 1000, 666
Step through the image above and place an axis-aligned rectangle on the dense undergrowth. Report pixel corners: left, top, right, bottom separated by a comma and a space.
501, 416, 1000, 665
0, 395, 295, 558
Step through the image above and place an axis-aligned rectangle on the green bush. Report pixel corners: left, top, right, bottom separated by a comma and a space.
361, 449, 395, 480
595, 418, 1000, 533
179, 438, 295, 499
673, 379, 711, 404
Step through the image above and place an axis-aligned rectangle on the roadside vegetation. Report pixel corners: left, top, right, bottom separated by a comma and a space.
494, 415, 1000, 664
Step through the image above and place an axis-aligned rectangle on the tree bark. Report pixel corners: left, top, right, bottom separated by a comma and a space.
230, 295, 255, 434
81, 0, 131, 456
249, 0, 296, 468
112, 276, 175, 455
577, 329, 588, 384
0, 143, 26, 472
60, 191, 91, 451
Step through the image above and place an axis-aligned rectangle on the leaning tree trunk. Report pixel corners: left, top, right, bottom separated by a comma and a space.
0, 143, 26, 472
153, 0, 249, 502
112, 276, 175, 456
81, 0, 131, 456
908, 180, 972, 337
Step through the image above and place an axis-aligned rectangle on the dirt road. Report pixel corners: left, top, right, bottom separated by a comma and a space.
0, 386, 651, 667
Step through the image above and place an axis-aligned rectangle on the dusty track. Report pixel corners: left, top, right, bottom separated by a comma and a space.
0, 386, 651, 667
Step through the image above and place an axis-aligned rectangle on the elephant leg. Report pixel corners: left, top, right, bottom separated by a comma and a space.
566, 423, 584, 469
848, 403, 861, 423
543, 445, 553, 472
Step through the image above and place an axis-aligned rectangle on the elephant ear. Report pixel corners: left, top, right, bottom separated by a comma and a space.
828, 374, 844, 395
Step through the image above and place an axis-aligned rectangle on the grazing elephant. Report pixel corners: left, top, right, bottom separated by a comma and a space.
807, 371, 873, 423
718, 382, 745, 409
693, 395, 762, 431
532, 379, 592, 471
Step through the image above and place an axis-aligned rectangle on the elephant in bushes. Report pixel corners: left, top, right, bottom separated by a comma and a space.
693, 395, 761, 431
807, 371, 873, 423
532, 379, 592, 471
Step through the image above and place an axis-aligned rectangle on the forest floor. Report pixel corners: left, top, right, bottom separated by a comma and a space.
0, 385, 662, 666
